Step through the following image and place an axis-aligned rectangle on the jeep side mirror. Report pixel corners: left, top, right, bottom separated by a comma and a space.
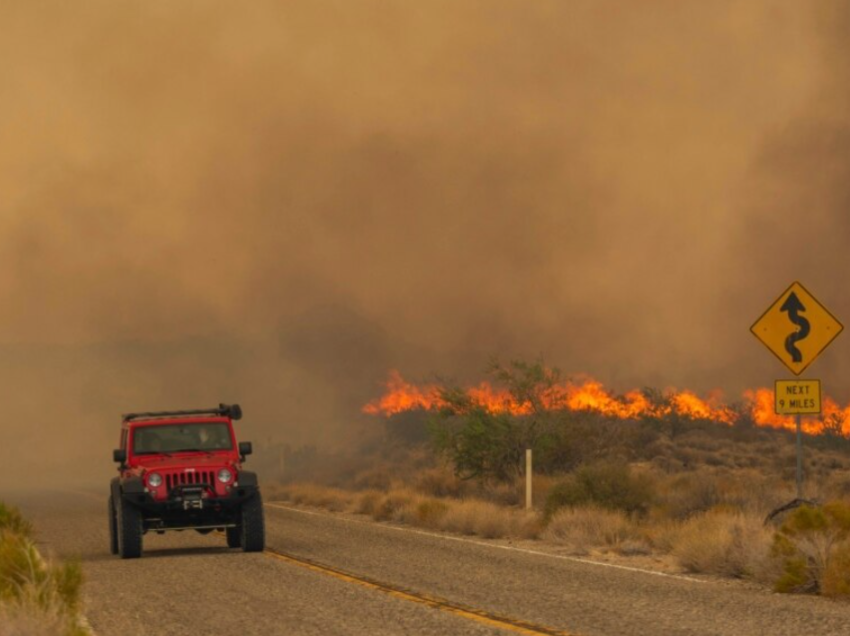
113, 449, 126, 464
238, 441, 252, 458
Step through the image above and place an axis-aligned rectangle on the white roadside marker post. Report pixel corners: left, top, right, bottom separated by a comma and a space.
525, 448, 532, 511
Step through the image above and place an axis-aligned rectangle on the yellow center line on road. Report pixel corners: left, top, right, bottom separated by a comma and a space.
263, 547, 577, 636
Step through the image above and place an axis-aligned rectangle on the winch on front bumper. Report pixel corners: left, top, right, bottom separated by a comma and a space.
114, 472, 260, 532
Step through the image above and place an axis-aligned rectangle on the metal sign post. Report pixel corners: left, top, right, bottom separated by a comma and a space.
774, 378, 820, 501
796, 413, 803, 499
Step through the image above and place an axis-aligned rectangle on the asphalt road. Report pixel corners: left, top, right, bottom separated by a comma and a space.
6, 490, 850, 636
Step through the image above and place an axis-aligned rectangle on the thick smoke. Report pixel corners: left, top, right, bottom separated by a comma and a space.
0, 1, 847, 486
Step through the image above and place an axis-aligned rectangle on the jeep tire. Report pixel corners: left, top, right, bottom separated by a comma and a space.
117, 496, 143, 559
108, 495, 119, 555
240, 492, 265, 552
226, 525, 241, 548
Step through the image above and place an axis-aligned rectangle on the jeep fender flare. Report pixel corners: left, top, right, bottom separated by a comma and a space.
117, 476, 145, 498
237, 470, 258, 488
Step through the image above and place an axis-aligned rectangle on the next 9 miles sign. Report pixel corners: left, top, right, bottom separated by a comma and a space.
774, 380, 821, 415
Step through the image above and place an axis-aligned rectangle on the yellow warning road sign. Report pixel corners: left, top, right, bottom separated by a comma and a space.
775, 379, 821, 415
751, 281, 843, 376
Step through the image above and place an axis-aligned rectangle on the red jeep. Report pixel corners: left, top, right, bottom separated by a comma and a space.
109, 404, 265, 559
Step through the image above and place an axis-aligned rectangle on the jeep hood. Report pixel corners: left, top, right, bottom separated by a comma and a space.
135, 454, 236, 471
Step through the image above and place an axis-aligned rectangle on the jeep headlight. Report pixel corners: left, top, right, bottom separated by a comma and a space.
147, 473, 163, 488
218, 468, 233, 483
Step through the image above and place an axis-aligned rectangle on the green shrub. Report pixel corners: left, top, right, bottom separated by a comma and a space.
772, 501, 850, 595
428, 359, 581, 482
544, 461, 654, 519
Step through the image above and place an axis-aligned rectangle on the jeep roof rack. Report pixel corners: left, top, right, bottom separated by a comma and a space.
123, 403, 242, 422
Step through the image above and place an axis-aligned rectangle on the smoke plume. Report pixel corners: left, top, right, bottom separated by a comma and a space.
0, 1, 847, 486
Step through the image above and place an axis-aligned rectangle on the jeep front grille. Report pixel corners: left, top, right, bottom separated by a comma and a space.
165, 470, 215, 490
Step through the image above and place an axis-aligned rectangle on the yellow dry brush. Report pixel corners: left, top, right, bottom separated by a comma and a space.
0, 501, 88, 636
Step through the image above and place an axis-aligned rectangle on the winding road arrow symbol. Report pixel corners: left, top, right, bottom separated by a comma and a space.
780, 292, 810, 363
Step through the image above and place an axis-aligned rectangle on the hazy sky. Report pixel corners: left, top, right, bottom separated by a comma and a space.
1, 1, 848, 482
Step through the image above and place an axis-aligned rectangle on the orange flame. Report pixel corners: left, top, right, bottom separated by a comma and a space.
361, 370, 443, 415
364, 371, 850, 436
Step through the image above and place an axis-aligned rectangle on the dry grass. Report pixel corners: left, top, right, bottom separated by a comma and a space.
669, 510, 775, 579
438, 500, 510, 538
268, 451, 850, 594
269, 483, 352, 512
543, 507, 642, 555
0, 607, 72, 636
372, 489, 418, 522
413, 467, 468, 499
412, 499, 451, 529
822, 541, 850, 597
274, 482, 541, 539
351, 489, 385, 516
0, 502, 89, 636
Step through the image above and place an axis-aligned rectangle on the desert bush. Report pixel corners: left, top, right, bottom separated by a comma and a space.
642, 519, 682, 553
479, 479, 522, 507
821, 473, 850, 500
544, 461, 654, 519
0, 503, 87, 636
0, 534, 83, 612
428, 360, 588, 482
671, 510, 773, 578
413, 499, 450, 528
414, 467, 467, 498
278, 484, 352, 511
772, 501, 850, 596
352, 490, 385, 516
373, 489, 417, 522
653, 468, 788, 521
352, 467, 393, 492
543, 507, 638, 555
713, 470, 786, 515
821, 542, 850, 596
439, 500, 503, 537
655, 471, 721, 519
0, 503, 33, 539
437, 499, 516, 538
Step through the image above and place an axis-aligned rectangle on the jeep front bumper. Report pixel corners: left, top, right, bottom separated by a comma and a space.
120, 483, 260, 532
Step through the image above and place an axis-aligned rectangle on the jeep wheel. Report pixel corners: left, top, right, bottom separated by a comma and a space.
240, 492, 265, 552
226, 526, 241, 548
117, 497, 143, 559
108, 495, 119, 555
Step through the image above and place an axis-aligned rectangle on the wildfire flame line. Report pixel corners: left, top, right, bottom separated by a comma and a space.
363, 370, 850, 436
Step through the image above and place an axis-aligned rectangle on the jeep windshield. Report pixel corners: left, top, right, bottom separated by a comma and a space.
132, 422, 233, 455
